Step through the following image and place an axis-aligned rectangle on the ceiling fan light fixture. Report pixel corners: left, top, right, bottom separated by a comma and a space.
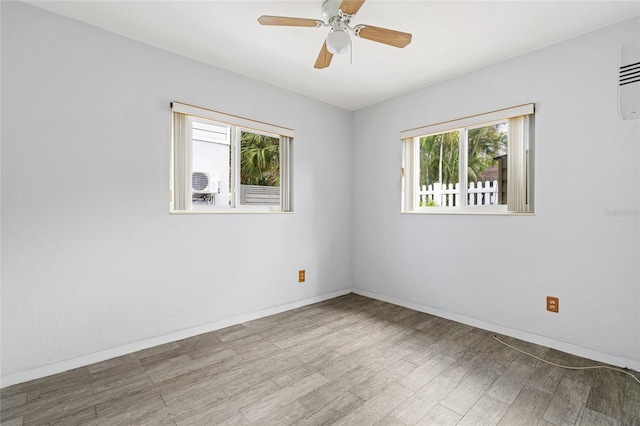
326, 29, 350, 54
258, 0, 413, 69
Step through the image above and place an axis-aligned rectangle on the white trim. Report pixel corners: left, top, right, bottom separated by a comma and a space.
169, 209, 291, 215
352, 288, 640, 373
172, 101, 294, 138
401, 103, 534, 139
4, 287, 637, 387
0, 289, 350, 388
231, 126, 240, 207
415, 205, 508, 214
190, 204, 282, 213
401, 138, 418, 212
460, 128, 469, 203
406, 210, 530, 216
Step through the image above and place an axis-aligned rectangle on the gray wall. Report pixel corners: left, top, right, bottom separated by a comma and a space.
2, 1, 639, 384
1, 1, 353, 381
352, 18, 640, 370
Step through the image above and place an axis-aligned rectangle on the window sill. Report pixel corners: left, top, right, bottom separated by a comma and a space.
402, 210, 534, 216
170, 210, 292, 215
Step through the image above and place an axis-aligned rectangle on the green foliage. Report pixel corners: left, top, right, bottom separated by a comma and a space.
419, 198, 438, 207
419, 124, 507, 187
240, 132, 280, 186
467, 125, 507, 182
419, 131, 459, 187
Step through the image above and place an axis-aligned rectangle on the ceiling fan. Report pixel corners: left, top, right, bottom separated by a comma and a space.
257, 0, 412, 69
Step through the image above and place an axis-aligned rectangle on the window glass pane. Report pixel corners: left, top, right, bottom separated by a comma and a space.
467, 122, 508, 206
192, 119, 230, 207
240, 131, 280, 206
419, 131, 459, 207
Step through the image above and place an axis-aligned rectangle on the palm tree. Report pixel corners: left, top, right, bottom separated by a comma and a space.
240, 132, 280, 186
467, 124, 507, 182
419, 131, 459, 187
419, 125, 507, 186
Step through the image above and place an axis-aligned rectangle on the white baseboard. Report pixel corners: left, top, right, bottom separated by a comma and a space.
353, 288, 640, 373
0, 289, 351, 388
4, 287, 637, 388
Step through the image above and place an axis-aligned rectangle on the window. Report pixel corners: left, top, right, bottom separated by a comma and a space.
401, 104, 534, 213
171, 102, 293, 213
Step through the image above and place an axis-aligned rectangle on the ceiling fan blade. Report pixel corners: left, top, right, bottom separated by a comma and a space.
355, 25, 412, 48
340, 0, 366, 16
257, 15, 322, 27
314, 41, 333, 69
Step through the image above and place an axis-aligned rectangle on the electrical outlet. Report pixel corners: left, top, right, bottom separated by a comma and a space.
546, 296, 559, 313
298, 270, 306, 283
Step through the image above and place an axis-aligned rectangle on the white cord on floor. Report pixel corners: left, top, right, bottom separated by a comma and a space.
492, 335, 640, 385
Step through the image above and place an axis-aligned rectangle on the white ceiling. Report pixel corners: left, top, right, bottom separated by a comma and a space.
27, 1, 640, 111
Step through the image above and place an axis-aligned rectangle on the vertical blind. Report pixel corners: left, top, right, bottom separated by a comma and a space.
402, 137, 417, 212
280, 136, 292, 212
172, 112, 192, 211
507, 115, 527, 212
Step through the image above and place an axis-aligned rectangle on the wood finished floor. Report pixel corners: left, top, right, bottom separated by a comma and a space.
1, 293, 639, 426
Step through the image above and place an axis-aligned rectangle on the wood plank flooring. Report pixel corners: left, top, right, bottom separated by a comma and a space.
1, 293, 639, 425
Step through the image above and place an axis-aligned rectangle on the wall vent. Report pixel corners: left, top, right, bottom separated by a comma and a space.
619, 39, 640, 120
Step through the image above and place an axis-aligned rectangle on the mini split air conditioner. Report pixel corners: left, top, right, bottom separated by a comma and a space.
619, 39, 640, 120
192, 171, 220, 195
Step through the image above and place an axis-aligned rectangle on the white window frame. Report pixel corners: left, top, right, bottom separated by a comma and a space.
401, 103, 534, 215
170, 102, 293, 214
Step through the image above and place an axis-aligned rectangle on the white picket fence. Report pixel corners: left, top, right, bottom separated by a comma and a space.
419, 180, 499, 207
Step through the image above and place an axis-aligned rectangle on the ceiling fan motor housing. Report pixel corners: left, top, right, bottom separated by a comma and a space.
321, 0, 342, 21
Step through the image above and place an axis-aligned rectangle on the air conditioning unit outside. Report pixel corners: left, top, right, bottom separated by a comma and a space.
192, 171, 220, 195
619, 39, 640, 120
